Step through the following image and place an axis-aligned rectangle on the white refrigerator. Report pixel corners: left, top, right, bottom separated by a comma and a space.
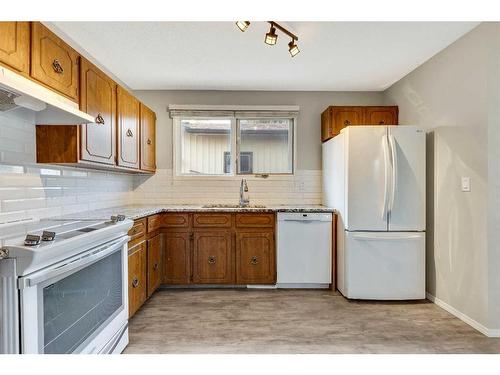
323, 125, 426, 300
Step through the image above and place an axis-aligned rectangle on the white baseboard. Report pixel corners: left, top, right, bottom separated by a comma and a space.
426, 292, 500, 337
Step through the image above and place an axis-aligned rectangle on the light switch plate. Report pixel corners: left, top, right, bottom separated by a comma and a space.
461, 177, 471, 192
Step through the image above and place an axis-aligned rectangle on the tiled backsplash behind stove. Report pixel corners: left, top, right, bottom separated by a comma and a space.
0, 110, 134, 224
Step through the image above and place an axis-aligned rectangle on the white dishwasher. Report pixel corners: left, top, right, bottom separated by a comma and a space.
277, 212, 332, 288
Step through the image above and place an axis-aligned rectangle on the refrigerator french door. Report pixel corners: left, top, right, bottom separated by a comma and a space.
323, 125, 426, 300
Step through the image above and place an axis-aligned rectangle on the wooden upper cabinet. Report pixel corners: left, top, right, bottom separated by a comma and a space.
192, 231, 234, 284
364, 106, 398, 125
79, 58, 117, 165
236, 230, 276, 285
140, 103, 156, 172
321, 106, 398, 142
31, 22, 79, 102
0, 22, 30, 75
117, 86, 140, 169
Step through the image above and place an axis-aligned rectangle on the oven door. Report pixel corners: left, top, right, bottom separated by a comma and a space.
18, 237, 128, 354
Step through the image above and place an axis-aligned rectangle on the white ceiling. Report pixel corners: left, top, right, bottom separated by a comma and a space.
51, 22, 478, 91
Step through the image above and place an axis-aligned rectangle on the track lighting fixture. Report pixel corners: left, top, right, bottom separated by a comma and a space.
288, 39, 300, 57
265, 23, 278, 45
236, 21, 250, 32
236, 21, 300, 57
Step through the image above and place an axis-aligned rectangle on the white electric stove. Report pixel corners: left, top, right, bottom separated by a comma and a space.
0, 215, 133, 354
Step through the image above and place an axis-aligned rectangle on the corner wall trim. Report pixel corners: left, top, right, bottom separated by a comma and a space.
426, 292, 500, 337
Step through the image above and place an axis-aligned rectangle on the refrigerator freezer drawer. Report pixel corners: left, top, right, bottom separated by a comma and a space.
340, 231, 425, 300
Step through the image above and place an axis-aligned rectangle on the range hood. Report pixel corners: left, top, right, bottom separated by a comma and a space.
0, 66, 94, 125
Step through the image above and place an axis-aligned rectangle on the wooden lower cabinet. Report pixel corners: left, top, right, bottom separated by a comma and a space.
128, 241, 147, 318
147, 234, 162, 297
235, 230, 276, 284
163, 231, 191, 284
192, 230, 234, 284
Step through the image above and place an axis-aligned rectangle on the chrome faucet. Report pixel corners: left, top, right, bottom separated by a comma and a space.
239, 179, 249, 207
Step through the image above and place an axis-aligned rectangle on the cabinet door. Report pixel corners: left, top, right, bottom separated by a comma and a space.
321, 107, 333, 142
79, 58, 117, 165
332, 107, 364, 136
0, 22, 30, 75
117, 86, 140, 169
163, 231, 191, 284
364, 106, 398, 125
147, 234, 162, 297
236, 230, 276, 284
128, 241, 147, 318
140, 103, 156, 172
31, 22, 79, 102
192, 231, 233, 284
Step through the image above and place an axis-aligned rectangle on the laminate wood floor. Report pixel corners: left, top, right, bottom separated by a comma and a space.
124, 289, 500, 354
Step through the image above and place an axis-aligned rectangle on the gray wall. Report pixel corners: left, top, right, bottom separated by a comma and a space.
133, 90, 384, 171
384, 23, 500, 330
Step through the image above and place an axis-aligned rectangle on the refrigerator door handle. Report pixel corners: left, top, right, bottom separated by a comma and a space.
388, 134, 398, 214
352, 233, 422, 241
381, 135, 392, 220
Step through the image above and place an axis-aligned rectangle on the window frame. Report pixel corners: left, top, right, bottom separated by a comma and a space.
172, 115, 297, 180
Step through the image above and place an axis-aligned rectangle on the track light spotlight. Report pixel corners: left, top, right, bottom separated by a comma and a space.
288, 39, 300, 57
265, 23, 278, 45
236, 21, 250, 32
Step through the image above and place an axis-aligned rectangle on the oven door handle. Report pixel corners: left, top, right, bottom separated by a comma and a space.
19, 237, 128, 289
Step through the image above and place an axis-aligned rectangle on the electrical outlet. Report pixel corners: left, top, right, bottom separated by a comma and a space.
461, 177, 471, 192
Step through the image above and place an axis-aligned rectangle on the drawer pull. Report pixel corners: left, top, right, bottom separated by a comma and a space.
95, 114, 105, 125
153, 263, 159, 271
126, 129, 134, 137
52, 59, 64, 74
208, 256, 217, 265
344, 120, 351, 126
147, 138, 152, 145
378, 120, 385, 125
132, 277, 139, 288
250, 256, 259, 265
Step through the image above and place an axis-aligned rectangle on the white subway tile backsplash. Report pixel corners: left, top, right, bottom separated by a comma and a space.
1, 110, 325, 223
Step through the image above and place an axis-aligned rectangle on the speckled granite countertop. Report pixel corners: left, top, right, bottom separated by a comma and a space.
0, 204, 334, 245
61, 204, 335, 220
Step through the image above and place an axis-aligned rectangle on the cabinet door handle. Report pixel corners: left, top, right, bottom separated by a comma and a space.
132, 277, 139, 288
52, 59, 64, 74
126, 129, 133, 137
95, 114, 105, 125
208, 256, 216, 265
153, 263, 159, 271
147, 138, 152, 145
343, 120, 351, 126
250, 256, 259, 265
378, 120, 385, 125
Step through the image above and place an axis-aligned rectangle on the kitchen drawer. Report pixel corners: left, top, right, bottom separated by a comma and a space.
147, 214, 162, 233
162, 213, 189, 228
128, 218, 146, 245
193, 213, 232, 228
235, 213, 275, 228
30, 22, 80, 102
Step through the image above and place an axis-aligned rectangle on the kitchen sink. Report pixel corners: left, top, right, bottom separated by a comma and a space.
202, 204, 267, 209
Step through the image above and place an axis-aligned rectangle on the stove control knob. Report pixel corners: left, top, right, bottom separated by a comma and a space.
24, 234, 41, 246
41, 231, 56, 241
111, 215, 126, 223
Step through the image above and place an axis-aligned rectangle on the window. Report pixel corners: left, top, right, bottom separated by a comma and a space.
237, 118, 293, 175
173, 112, 296, 177
178, 118, 232, 175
